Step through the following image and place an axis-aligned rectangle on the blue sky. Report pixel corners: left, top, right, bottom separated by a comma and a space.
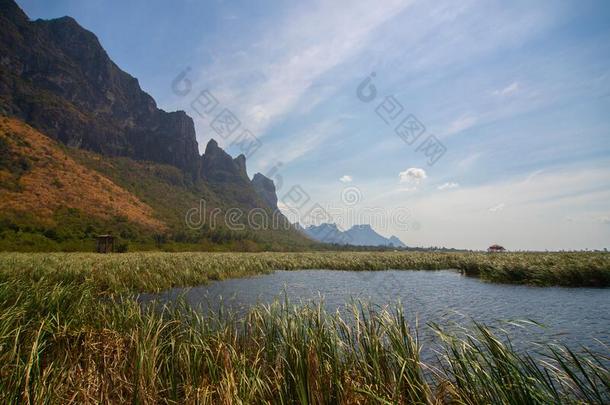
18, 0, 610, 250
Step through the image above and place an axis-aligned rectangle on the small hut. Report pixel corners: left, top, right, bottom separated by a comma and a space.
487, 244, 506, 253
96, 235, 115, 253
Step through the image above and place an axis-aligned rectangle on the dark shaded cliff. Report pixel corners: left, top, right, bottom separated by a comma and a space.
0, 0, 201, 176
252, 173, 279, 210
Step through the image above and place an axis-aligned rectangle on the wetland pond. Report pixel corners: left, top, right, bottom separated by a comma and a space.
141, 269, 610, 351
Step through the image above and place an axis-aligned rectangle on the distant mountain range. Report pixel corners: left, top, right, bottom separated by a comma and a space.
301, 223, 406, 248
0, 0, 310, 251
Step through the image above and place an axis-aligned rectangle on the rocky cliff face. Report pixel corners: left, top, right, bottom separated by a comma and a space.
201, 140, 247, 184
0, 0, 201, 177
198, 139, 265, 207
0, 0, 316, 249
0, 0, 288, 214
251, 173, 278, 210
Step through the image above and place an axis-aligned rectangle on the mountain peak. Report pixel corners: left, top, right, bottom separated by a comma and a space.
350, 224, 372, 231
251, 172, 278, 210
205, 139, 220, 153
201, 138, 247, 183
0, 2, 202, 177
389, 236, 407, 248
0, 0, 28, 25
304, 222, 406, 247
307, 223, 339, 229
49, 15, 79, 25
234, 154, 247, 177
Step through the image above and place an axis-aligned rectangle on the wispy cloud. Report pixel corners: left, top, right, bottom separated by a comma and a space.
488, 203, 506, 212
493, 81, 520, 96
253, 118, 343, 169
438, 182, 460, 190
194, 0, 413, 136
446, 114, 478, 136
457, 152, 483, 170
339, 175, 353, 183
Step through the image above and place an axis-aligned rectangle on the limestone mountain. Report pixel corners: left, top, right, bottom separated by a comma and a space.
303, 223, 349, 245
303, 223, 406, 248
0, 0, 202, 176
0, 0, 310, 250
251, 173, 279, 211
388, 236, 407, 248
345, 225, 406, 248
199, 139, 265, 208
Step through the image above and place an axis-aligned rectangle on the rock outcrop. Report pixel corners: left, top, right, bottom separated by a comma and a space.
251, 173, 278, 210
0, 0, 201, 176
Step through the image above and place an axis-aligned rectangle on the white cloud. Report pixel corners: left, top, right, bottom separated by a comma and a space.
339, 175, 353, 183
493, 81, 520, 96
438, 182, 460, 190
446, 114, 478, 136
399, 168, 427, 184
599, 216, 610, 224
488, 203, 506, 212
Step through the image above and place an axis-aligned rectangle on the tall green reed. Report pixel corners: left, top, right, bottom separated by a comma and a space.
1, 279, 607, 404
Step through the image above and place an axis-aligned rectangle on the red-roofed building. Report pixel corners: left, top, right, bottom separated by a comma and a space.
487, 244, 506, 253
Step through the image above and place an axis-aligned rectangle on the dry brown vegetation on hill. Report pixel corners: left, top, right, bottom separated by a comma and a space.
0, 117, 165, 231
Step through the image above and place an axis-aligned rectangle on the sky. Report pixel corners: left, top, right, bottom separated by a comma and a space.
18, 0, 610, 250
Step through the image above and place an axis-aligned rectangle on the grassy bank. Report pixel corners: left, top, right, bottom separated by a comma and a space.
0, 279, 608, 404
1, 251, 608, 403
1, 251, 609, 292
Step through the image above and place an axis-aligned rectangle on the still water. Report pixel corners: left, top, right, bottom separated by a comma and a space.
143, 270, 610, 349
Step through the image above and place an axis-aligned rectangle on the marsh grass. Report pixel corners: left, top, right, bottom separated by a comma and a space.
0, 251, 608, 403
0, 251, 609, 293
0, 279, 608, 404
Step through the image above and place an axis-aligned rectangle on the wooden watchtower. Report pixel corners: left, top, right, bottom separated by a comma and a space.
96, 235, 115, 253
